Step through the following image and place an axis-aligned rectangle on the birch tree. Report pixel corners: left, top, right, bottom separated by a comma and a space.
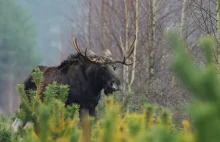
123, 0, 131, 91
180, 0, 187, 35
129, 0, 139, 86
171, 0, 187, 88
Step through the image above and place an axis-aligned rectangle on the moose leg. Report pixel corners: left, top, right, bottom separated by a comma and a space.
89, 107, 96, 117
79, 108, 91, 141
79, 108, 89, 123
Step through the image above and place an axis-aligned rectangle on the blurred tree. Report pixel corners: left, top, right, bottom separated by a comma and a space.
0, 0, 41, 112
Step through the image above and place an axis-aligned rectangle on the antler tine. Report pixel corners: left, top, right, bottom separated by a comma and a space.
72, 36, 98, 63
126, 35, 136, 59
111, 36, 136, 66
72, 36, 84, 55
113, 54, 133, 66
113, 58, 133, 65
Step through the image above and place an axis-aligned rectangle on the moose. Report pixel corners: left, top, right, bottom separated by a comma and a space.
11, 37, 135, 131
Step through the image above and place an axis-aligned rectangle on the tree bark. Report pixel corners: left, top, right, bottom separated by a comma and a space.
130, 0, 139, 86
100, 0, 106, 50
149, 0, 156, 79
146, 0, 150, 78
171, 0, 187, 88
180, 0, 187, 35
122, 0, 131, 92
124, 0, 130, 89
88, 0, 92, 48
216, 0, 220, 75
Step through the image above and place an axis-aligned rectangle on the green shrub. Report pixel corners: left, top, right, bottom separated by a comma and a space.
2, 32, 220, 142
0, 124, 12, 142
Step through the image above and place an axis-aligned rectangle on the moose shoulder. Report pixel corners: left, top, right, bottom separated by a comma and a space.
23, 37, 135, 121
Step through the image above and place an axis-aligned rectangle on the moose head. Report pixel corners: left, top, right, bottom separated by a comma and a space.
72, 37, 135, 95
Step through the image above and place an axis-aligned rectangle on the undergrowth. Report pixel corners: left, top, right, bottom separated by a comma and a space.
0, 32, 219, 142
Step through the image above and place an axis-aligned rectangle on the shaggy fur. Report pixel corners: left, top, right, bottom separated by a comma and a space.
23, 53, 120, 118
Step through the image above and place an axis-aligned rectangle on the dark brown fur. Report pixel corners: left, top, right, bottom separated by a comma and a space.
23, 53, 120, 121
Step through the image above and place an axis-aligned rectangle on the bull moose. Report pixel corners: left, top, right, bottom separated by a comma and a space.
11, 37, 135, 131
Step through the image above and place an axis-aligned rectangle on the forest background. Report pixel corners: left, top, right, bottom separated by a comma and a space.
0, 0, 218, 126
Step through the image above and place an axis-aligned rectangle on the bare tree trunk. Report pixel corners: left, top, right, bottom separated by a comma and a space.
88, 0, 92, 48
180, 0, 187, 35
217, 0, 220, 38
100, 0, 105, 50
146, 0, 150, 77
216, 0, 220, 75
125, 0, 130, 88
120, 37, 126, 92
130, 0, 139, 86
160, 1, 167, 72
7, 71, 14, 113
171, 0, 187, 88
149, 0, 156, 79
122, 0, 130, 92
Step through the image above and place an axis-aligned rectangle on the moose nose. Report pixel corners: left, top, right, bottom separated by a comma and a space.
111, 82, 120, 91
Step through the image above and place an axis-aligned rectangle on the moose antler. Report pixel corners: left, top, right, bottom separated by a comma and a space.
112, 36, 136, 66
72, 36, 97, 62
72, 36, 136, 65
72, 36, 85, 55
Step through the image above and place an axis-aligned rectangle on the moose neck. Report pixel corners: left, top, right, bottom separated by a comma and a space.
86, 65, 106, 95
